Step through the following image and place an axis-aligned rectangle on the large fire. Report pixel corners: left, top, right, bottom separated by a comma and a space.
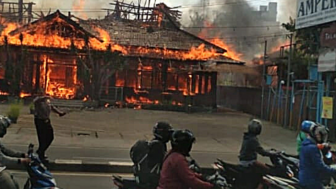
0, 11, 228, 102
0, 12, 240, 62
211, 39, 242, 61
40, 56, 77, 99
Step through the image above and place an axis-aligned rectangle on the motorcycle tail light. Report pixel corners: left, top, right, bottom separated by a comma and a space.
213, 163, 223, 170
113, 181, 123, 188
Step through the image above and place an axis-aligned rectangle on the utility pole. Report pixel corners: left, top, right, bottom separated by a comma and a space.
201, 0, 209, 17
18, 0, 23, 23
261, 40, 267, 119
284, 33, 293, 127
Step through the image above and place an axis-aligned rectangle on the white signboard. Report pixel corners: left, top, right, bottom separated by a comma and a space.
318, 49, 336, 72
296, 0, 336, 29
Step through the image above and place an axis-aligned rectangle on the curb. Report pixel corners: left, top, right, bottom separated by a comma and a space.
7, 159, 216, 175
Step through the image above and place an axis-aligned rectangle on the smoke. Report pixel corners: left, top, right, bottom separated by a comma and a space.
278, 0, 297, 23
184, 0, 292, 63
29, 0, 109, 19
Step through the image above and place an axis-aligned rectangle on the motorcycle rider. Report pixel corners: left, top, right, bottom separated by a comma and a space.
238, 119, 278, 189
157, 129, 224, 189
0, 115, 31, 189
147, 122, 174, 173
296, 120, 315, 154
131, 122, 173, 189
299, 124, 336, 189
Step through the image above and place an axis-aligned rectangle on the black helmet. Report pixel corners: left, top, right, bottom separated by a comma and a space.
171, 129, 195, 156
0, 115, 11, 138
248, 119, 262, 135
153, 122, 173, 143
310, 124, 329, 144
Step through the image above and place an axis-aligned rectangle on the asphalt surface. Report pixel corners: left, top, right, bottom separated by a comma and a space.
12, 170, 131, 189
6, 143, 273, 167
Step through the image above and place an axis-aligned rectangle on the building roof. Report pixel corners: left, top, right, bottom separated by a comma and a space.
80, 19, 226, 54
2, 10, 242, 64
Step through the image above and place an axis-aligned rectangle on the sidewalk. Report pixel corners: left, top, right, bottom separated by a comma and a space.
1, 105, 299, 172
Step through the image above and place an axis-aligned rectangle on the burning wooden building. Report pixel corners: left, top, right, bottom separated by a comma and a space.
0, 2, 242, 108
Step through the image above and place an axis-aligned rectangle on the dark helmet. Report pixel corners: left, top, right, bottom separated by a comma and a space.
301, 120, 316, 133
0, 115, 11, 138
310, 124, 329, 144
248, 119, 262, 135
153, 122, 173, 143
171, 129, 195, 156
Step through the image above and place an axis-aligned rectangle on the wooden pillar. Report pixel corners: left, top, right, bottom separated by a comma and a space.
162, 62, 168, 90
191, 73, 196, 93
211, 72, 217, 109
28, 3, 33, 23
198, 73, 203, 94
204, 74, 209, 94
35, 61, 41, 93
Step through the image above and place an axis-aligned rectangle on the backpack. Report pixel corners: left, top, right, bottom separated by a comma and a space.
130, 140, 163, 189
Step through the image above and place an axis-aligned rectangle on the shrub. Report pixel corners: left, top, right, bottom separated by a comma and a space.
7, 100, 23, 123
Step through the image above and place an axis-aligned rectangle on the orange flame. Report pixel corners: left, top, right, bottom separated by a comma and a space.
172, 101, 183, 106
0, 14, 238, 62
72, 0, 87, 19
0, 15, 123, 52
0, 91, 9, 95
210, 38, 242, 61
270, 41, 288, 54
41, 56, 78, 99
125, 96, 159, 105
19, 92, 31, 98
83, 95, 89, 101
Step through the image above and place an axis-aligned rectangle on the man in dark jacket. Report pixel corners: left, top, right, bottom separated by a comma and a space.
299, 124, 336, 189
158, 130, 224, 189
34, 91, 66, 162
238, 119, 277, 189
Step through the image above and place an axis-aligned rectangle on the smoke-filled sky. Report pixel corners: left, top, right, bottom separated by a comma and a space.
20, 0, 296, 24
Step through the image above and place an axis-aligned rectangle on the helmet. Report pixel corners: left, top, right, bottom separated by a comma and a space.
301, 120, 316, 133
171, 129, 195, 156
0, 115, 11, 138
153, 122, 173, 143
310, 124, 329, 144
248, 119, 262, 135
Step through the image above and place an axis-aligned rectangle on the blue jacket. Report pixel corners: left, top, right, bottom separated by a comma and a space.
299, 138, 336, 189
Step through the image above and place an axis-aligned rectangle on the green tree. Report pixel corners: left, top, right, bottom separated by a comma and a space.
281, 17, 326, 79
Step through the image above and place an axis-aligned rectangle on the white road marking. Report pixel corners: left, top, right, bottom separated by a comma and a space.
108, 161, 133, 166
10, 170, 132, 177
55, 159, 82, 164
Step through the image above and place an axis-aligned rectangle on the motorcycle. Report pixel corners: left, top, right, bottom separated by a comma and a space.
214, 159, 302, 189
268, 150, 299, 181
113, 157, 230, 189
23, 144, 62, 189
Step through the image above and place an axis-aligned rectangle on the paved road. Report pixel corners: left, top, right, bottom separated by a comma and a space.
1, 106, 299, 168
6, 143, 274, 167
12, 170, 130, 189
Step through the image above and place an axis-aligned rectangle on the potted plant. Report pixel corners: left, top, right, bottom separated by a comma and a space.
7, 101, 22, 124
29, 102, 35, 114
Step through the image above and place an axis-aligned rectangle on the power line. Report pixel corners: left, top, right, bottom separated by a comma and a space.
202, 33, 290, 40
177, 0, 274, 9
183, 25, 282, 29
